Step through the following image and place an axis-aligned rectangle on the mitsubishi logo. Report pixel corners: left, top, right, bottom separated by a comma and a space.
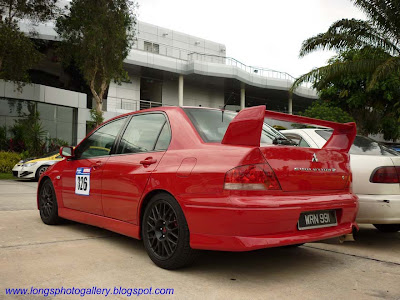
311, 153, 318, 163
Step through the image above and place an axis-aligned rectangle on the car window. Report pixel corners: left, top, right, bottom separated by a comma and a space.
284, 134, 301, 145
75, 117, 127, 159
299, 138, 310, 147
316, 130, 399, 156
282, 133, 310, 147
154, 122, 171, 151
184, 108, 288, 144
117, 113, 168, 154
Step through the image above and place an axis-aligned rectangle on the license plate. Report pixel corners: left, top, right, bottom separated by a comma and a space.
298, 210, 337, 230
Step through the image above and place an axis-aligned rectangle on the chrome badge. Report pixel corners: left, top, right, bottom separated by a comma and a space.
294, 167, 336, 172
311, 153, 318, 163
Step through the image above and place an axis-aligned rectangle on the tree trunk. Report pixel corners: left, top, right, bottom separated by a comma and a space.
89, 74, 109, 126
89, 85, 103, 113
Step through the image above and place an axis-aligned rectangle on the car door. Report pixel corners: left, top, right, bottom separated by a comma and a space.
61, 117, 128, 215
101, 112, 171, 224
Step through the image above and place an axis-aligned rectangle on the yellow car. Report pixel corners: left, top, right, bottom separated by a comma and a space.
12, 151, 63, 181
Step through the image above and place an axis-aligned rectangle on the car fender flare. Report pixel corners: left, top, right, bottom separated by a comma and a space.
138, 189, 186, 238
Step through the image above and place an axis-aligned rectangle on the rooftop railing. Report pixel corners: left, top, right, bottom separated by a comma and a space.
187, 52, 313, 88
130, 38, 312, 88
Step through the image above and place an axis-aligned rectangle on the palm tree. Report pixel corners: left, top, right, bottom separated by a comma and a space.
291, 0, 400, 90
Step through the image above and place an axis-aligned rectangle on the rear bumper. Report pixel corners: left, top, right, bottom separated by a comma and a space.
184, 193, 358, 251
191, 223, 355, 251
356, 194, 400, 224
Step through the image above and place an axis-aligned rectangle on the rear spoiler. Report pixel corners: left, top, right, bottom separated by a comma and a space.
221, 105, 356, 152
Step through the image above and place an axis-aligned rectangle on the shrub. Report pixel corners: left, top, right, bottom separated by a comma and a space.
0, 126, 7, 151
0, 151, 22, 173
9, 111, 45, 156
47, 138, 69, 152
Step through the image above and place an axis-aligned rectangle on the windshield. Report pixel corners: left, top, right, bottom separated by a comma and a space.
316, 130, 399, 156
183, 108, 288, 144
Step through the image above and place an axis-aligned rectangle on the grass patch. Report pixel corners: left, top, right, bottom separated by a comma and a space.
0, 173, 15, 180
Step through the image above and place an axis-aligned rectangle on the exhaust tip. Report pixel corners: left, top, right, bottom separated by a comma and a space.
339, 226, 358, 243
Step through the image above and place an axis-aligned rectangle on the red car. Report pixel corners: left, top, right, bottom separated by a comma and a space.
37, 105, 358, 269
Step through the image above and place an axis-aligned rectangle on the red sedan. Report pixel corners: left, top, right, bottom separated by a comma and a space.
37, 105, 358, 269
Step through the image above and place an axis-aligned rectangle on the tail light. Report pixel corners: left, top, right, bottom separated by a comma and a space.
370, 166, 400, 183
224, 163, 281, 190
344, 173, 352, 190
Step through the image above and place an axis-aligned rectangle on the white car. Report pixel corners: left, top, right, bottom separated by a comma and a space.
282, 128, 400, 232
12, 151, 63, 181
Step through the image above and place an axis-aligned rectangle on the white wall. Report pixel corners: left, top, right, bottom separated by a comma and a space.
162, 78, 224, 108
0, 81, 87, 109
136, 21, 225, 60
107, 76, 141, 111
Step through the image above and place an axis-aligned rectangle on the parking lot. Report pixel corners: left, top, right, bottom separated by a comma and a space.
0, 179, 399, 300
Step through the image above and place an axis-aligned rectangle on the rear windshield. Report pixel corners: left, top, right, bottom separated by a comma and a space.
183, 108, 287, 144
316, 130, 399, 156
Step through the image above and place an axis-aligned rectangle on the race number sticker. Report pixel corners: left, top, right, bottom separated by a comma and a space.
75, 168, 91, 196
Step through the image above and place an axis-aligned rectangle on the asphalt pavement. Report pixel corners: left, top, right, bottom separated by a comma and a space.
0, 179, 399, 300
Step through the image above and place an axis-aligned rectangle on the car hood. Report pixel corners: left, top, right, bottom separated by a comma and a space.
25, 155, 62, 164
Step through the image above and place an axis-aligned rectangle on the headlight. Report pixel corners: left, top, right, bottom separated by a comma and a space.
23, 162, 37, 168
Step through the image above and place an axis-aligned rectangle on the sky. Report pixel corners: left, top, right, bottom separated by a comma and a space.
138, 0, 366, 78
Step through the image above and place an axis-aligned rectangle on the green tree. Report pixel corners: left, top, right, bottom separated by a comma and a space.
0, 0, 59, 83
292, 0, 400, 89
315, 48, 400, 139
55, 0, 137, 125
301, 101, 354, 124
291, 0, 400, 140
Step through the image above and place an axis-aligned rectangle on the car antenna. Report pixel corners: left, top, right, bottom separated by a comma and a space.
222, 92, 235, 122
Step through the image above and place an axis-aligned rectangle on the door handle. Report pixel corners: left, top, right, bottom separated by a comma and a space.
140, 157, 157, 166
92, 161, 103, 170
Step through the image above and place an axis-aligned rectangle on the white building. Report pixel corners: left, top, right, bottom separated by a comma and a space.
0, 20, 317, 145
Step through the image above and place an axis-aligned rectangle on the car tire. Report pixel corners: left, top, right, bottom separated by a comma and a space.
373, 224, 400, 233
284, 243, 305, 248
142, 193, 199, 269
35, 165, 49, 181
38, 179, 62, 225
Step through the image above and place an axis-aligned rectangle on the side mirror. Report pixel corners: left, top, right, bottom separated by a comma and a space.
60, 146, 74, 158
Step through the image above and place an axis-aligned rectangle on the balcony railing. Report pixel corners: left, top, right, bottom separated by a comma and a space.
107, 97, 164, 111
130, 38, 311, 87
187, 52, 312, 88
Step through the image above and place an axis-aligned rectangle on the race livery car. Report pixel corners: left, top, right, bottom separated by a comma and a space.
37, 106, 358, 269
13, 151, 63, 181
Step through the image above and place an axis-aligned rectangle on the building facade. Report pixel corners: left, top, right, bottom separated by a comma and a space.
0, 20, 318, 146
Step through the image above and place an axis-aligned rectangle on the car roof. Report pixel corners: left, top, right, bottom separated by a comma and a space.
104, 106, 229, 125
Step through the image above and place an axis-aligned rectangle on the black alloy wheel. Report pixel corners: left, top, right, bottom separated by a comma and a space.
39, 180, 62, 225
142, 193, 198, 269
146, 200, 179, 259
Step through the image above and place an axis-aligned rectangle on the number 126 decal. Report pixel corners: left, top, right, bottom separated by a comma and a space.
75, 167, 91, 195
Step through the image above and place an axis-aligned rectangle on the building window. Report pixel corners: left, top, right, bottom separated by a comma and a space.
0, 98, 77, 146
153, 43, 159, 54
144, 41, 160, 54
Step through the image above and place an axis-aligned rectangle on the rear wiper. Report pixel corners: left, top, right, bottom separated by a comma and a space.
273, 137, 297, 146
